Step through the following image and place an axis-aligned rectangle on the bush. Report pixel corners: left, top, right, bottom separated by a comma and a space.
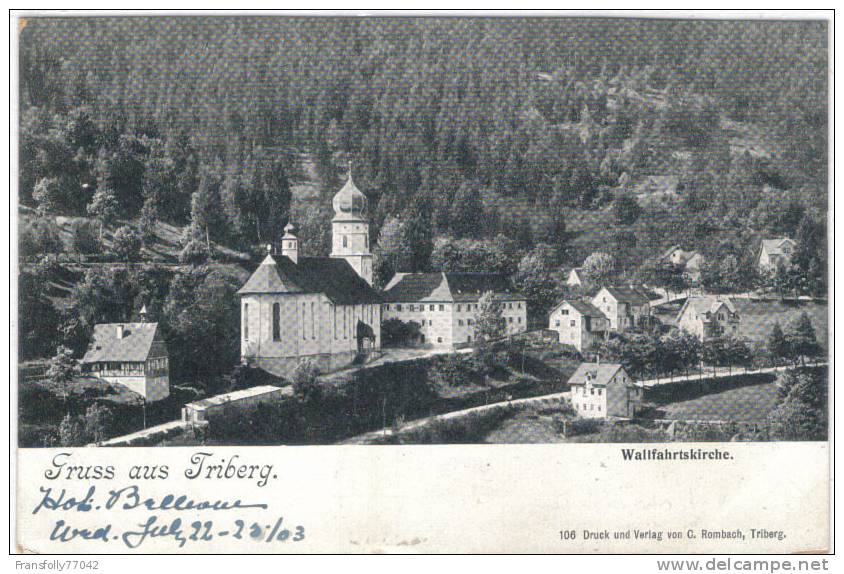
112, 225, 143, 262
20, 217, 63, 257
613, 195, 641, 225
292, 359, 322, 401
70, 221, 101, 255
566, 417, 604, 436
576, 421, 671, 443
381, 318, 422, 347
179, 239, 210, 265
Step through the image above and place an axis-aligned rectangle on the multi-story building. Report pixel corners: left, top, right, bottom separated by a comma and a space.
81, 312, 170, 401
238, 172, 381, 378
675, 297, 741, 341
591, 286, 652, 332
382, 272, 527, 348
568, 362, 642, 419
548, 299, 609, 352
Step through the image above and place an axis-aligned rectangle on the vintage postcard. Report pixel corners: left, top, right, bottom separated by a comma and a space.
11, 11, 832, 556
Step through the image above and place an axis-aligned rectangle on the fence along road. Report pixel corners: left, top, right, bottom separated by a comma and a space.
638, 362, 827, 388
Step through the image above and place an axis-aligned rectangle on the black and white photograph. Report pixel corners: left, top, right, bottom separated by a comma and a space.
10, 10, 832, 556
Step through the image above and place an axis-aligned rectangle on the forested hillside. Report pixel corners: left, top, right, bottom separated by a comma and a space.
18, 17, 829, 368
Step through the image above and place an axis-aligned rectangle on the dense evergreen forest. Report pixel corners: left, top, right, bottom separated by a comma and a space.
18, 17, 829, 372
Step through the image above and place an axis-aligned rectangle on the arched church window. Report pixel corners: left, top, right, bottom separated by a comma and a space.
243, 304, 249, 340
343, 235, 348, 248
272, 303, 281, 341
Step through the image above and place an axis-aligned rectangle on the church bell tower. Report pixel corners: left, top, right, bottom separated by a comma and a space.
330, 166, 373, 285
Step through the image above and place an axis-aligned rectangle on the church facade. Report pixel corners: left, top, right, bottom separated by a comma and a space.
238, 173, 381, 378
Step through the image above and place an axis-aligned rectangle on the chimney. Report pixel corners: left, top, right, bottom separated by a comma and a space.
116, 325, 125, 339
139, 305, 148, 323
596, 354, 600, 366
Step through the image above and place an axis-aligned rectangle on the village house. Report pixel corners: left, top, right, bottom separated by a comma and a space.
566, 267, 585, 288
238, 172, 381, 378
661, 245, 704, 282
591, 286, 652, 332
382, 273, 527, 348
675, 296, 741, 341
81, 310, 170, 401
548, 299, 609, 352
568, 362, 643, 419
758, 237, 797, 271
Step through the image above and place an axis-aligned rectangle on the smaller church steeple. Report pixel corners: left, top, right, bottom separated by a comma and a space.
281, 222, 298, 264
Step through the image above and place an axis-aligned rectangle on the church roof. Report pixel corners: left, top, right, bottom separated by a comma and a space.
382, 272, 524, 303
332, 172, 368, 222
238, 254, 380, 305
237, 254, 304, 295
82, 322, 163, 364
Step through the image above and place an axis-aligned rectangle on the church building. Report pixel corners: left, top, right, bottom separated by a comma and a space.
238, 172, 381, 378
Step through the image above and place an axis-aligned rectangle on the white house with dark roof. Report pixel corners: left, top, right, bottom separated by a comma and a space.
548, 299, 609, 352
568, 362, 642, 419
676, 296, 741, 341
591, 286, 652, 332
81, 318, 170, 401
238, 172, 381, 378
758, 237, 797, 271
382, 272, 527, 348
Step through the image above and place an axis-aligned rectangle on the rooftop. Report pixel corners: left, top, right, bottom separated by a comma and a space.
761, 238, 796, 256
552, 299, 606, 319
602, 285, 653, 305
677, 297, 738, 322
332, 171, 368, 222
383, 272, 524, 303
81, 322, 162, 364
185, 385, 293, 411
568, 362, 627, 387
238, 253, 381, 305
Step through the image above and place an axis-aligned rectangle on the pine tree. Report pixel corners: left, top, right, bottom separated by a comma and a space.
112, 225, 143, 264
767, 322, 788, 366
450, 181, 484, 237
190, 169, 221, 252
87, 186, 119, 241
475, 291, 506, 343
788, 312, 821, 365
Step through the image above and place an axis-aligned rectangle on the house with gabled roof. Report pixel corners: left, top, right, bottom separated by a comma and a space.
661, 245, 704, 281
548, 299, 609, 352
81, 314, 170, 401
238, 172, 382, 378
568, 362, 642, 419
676, 296, 741, 341
758, 237, 797, 271
382, 272, 527, 348
591, 286, 653, 332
